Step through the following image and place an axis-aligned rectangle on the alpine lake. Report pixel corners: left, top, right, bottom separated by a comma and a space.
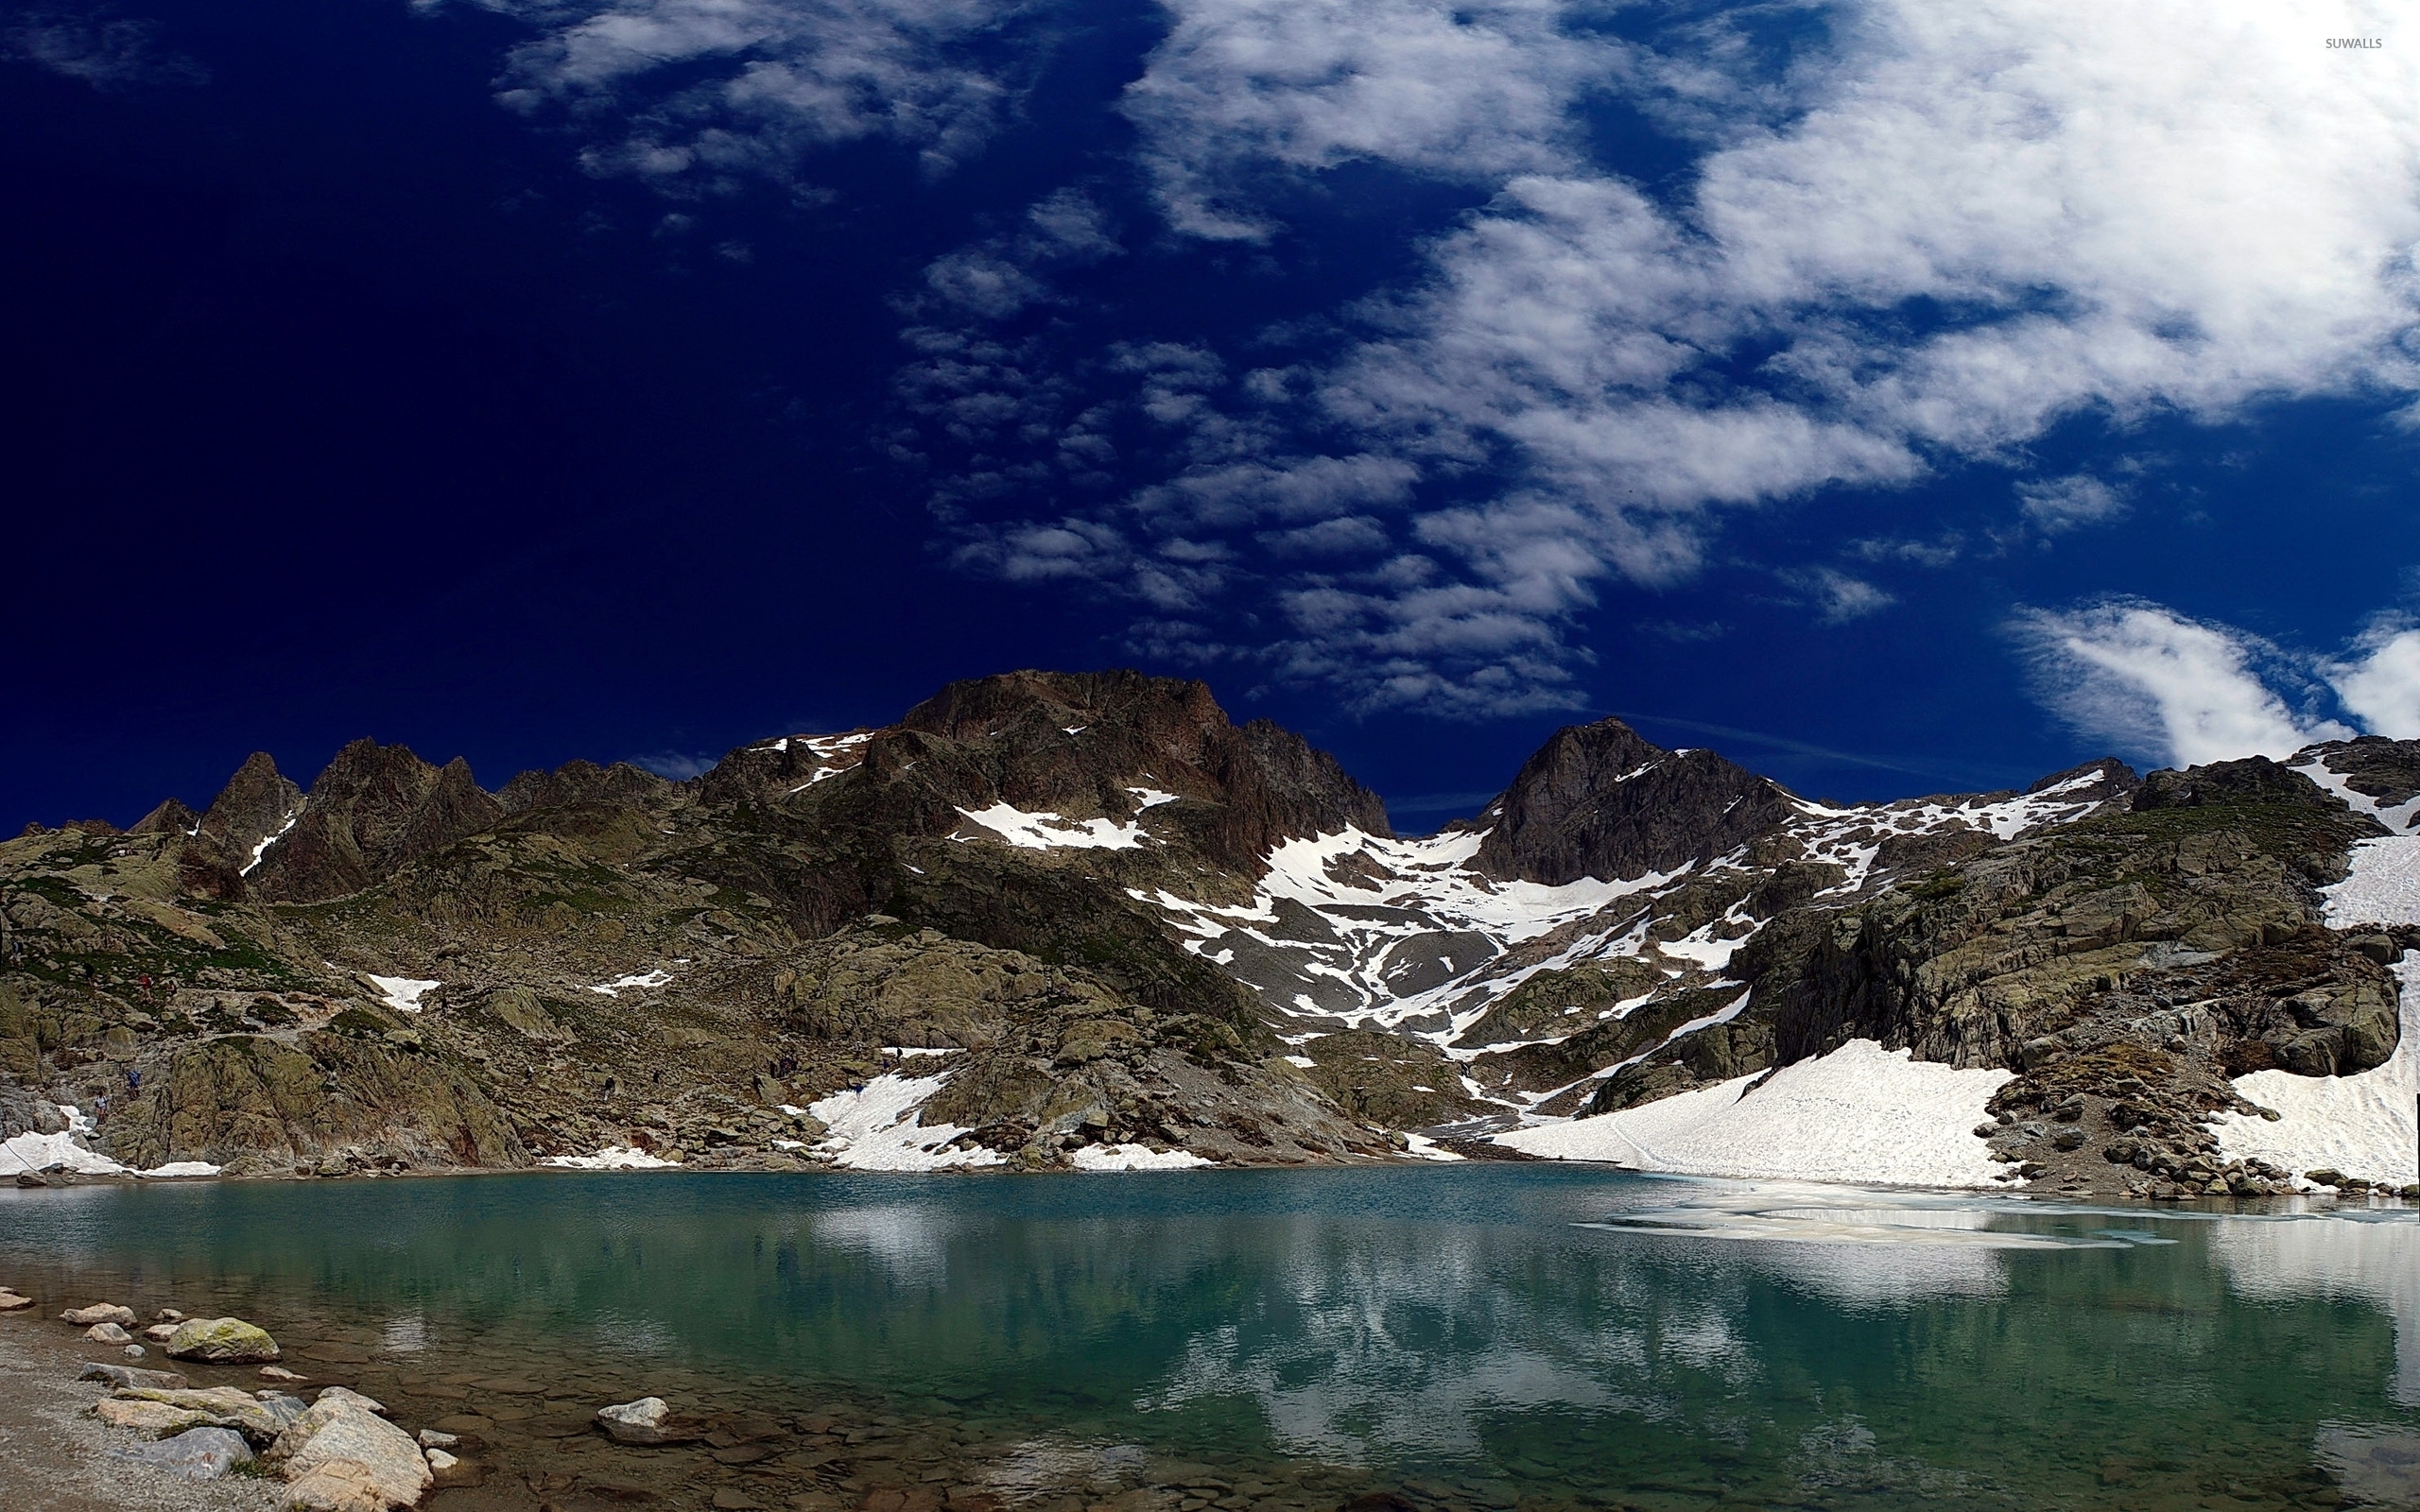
5, 1165, 2420, 1512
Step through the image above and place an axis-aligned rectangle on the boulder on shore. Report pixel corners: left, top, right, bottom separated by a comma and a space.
271, 1389, 432, 1511
84, 1321, 134, 1344
165, 1315, 283, 1363
61, 1303, 136, 1327
94, 1398, 220, 1437
115, 1385, 299, 1444
0, 1288, 33, 1311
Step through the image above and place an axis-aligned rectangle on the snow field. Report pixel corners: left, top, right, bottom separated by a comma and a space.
2214, 831, 2420, 1185
956, 803, 1148, 850
809, 1073, 1004, 1171
367, 975, 440, 1012
1495, 1040, 2014, 1188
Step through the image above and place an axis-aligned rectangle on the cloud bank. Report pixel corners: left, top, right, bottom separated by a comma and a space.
926, 0, 2420, 711
2015, 599, 2420, 768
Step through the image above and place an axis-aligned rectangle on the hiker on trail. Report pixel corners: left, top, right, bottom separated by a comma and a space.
126, 1067, 142, 1093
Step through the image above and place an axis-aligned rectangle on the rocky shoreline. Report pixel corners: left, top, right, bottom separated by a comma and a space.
0, 1267, 1478, 1512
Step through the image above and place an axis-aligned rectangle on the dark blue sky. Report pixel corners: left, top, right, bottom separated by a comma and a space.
8, 0, 2416, 833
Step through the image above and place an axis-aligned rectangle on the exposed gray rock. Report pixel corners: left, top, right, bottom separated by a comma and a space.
112, 1425, 254, 1480
79, 1362, 192, 1389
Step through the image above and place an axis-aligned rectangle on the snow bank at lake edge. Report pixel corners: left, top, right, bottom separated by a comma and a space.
1495, 1039, 2013, 1188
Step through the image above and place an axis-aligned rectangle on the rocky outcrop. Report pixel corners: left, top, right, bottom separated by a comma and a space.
247, 740, 505, 903
4, 666, 2413, 1194
496, 759, 669, 816
1472, 718, 1795, 885
890, 670, 1392, 871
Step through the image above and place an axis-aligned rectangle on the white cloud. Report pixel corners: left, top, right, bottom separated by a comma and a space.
2328, 622, 2420, 739
1787, 568, 1895, 626
917, 187, 1122, 319
478, 0, 1037, 184
2014, 601, 2354, 767
976, 0, 2420, 712
628, 750, 718, 779
1121, 0, 1610, 238
4, 10, 206, 89
2014, 474, 2128, 534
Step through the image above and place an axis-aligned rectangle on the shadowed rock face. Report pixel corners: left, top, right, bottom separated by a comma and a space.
248, 740, 505, 903
1472, 717, 1796, 885
893, 669, 1392, 872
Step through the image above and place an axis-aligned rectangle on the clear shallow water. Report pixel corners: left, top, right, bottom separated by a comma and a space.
6, 1167, 2420, 1511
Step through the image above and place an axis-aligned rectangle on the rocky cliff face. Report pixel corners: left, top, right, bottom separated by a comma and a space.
1471, 717, 1797, 885
3, 671, 2411, 1197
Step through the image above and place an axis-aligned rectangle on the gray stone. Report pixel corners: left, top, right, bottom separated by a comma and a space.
112, 1426, 253, 1480
85, 1321, 134, 1344
61, 1303, 136, 1327
596, 1396, 707, 1445
80, 1363, 192, 1389
272, 1390, 431, 1509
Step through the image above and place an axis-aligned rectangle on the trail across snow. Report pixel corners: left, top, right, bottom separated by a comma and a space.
1495, 1040, 2013, 1188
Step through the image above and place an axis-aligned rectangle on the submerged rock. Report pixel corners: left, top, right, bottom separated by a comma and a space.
166, 1314, 283, 1363
79, 1363, 192, 1390
595, 1396, 707, 1445
424, 1447, 480, 1488
112, 1425, 254, 1480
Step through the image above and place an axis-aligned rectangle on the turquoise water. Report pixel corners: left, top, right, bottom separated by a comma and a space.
6, 1167, 2420, 1511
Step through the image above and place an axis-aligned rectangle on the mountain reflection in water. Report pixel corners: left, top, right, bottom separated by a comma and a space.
3, 1165, 2418, 1510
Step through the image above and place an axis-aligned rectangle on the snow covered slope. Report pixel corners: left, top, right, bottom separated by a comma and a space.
1129, 749, 2122, 1129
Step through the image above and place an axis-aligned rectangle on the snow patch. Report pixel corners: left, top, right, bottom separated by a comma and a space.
2213, 834, 2420, 1185
1495, 1039, 2013, 1188
1127, 786, 1180, 810
1069, 1143, 1213, 1171
366, 975, 440, 1013
588, 970, 673, 997
957, 803, 1148, 850
0, 1126, 222, 1178
809, 1073, 1004, 1171
239, 803, 304, 877
2216, 967, 2420, 1189
1402, 1132, 1465, 1161
543, 1146, 677, 1170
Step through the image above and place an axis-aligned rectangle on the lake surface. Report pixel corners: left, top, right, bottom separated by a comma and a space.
6, 1167, 2420, 1512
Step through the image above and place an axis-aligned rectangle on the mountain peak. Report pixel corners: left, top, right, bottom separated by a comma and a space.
1472, 715, 1794, 884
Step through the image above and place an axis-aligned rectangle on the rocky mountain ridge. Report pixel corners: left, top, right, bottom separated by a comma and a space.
6, 670, 2415, 1199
